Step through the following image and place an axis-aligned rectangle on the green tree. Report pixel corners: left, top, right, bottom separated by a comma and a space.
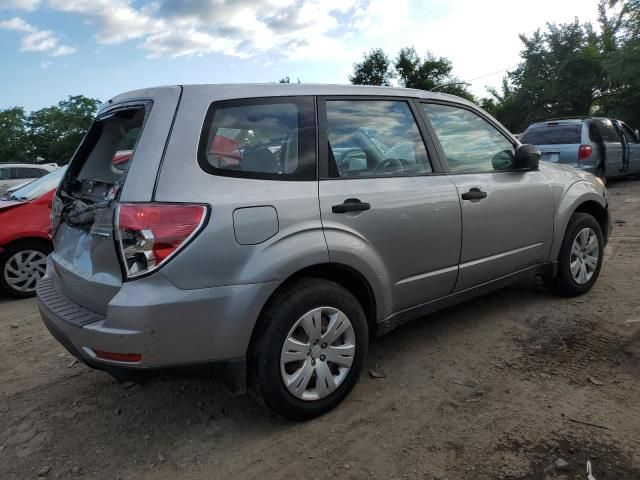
597, 0, 640, 128
0, 107, 29, 162
28, 95, 101, 164
486, 20, 607, 132
394, 47, 475, 101
349, 48, 395, 86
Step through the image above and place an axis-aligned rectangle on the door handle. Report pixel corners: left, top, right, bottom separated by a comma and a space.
332, 198, 371, 213
461, 188, 487, 201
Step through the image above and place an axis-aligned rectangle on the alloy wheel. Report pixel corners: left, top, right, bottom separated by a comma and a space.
3, 249, 47, 293
570, 227, 599, 285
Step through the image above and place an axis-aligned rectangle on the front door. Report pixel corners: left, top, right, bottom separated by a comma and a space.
620, 122, 640, 174
318, 98, 462, 315
420, 102, 554, 291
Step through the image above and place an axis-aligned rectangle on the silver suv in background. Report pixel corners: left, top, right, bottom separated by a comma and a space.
520, 117, 640, 181
0, 163, 58, 195
37, 85, 611, 419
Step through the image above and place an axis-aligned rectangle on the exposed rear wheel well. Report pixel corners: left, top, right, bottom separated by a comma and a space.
253, 263, 377, 343
574, 201, 608, 238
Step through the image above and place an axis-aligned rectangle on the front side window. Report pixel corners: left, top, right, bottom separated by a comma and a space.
200, 97, 315, 180
325, 100, 431, 178
622, 123, 639, 143
0, 168, 9, 180
422, 103, 515, 174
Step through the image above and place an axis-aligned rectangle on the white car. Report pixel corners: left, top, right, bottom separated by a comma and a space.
0, 163, 58, 195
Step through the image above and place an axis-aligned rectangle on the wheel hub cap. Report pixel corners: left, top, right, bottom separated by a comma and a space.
570, 227, 599, 285
3, 249, 47, 293
280, 306, 356, 401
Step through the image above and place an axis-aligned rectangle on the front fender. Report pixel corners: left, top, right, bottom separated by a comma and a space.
549, 180, 607, 261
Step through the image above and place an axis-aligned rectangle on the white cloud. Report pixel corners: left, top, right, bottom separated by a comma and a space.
32, 0, 365, 59
404, 0, 601, 97
40, 59, 52, 68
0, 0, 41, 10
0, 16, 76, 55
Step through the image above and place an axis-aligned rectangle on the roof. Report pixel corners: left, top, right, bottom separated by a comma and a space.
108, 83, 473, 106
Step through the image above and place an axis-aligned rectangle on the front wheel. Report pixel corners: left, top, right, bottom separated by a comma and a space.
0, 241, 51, 298
545, 212, 604, 297
251, 278, 368, 420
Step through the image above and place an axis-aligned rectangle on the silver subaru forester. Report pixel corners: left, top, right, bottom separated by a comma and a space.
37, 84, 611, 419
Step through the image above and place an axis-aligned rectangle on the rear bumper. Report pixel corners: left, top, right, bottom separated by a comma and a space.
37, 257, 279, 373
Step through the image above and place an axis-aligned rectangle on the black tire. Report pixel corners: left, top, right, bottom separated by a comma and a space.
0, 240, 51, 299
250, 278, 369, 420
545, 213, 604, 297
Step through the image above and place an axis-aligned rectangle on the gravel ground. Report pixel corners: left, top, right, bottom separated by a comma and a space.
1, 178, 639, 480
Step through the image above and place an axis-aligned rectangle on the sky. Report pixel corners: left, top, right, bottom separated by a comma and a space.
0, 0, 601, 112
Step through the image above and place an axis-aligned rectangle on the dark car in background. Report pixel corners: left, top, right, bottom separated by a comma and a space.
520, 117, 640, 181
0, 163, 58, 195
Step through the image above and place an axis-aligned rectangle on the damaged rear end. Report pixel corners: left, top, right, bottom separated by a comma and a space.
37, 86, 202, 371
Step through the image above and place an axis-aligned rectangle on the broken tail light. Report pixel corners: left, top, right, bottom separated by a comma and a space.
116, 203, 207, 279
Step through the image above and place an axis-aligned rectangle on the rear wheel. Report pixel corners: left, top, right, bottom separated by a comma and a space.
0, 240, 51, 298
251, 278, 368, 420
545, 213, 603, 297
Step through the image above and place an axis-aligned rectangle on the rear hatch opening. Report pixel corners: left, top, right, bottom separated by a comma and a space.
50, 103, 149, 314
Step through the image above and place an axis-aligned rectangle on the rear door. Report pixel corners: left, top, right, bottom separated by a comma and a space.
51, 88, 181, 313
318, 97, 462, 314
420, 101, 554, 291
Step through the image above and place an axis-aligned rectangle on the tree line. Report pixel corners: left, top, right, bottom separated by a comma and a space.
349, 0, 638, 133
0, 0, 636, 164
0, 95, 101, 165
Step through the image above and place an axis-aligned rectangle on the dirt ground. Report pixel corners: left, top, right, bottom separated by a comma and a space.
1, 178, 640, 480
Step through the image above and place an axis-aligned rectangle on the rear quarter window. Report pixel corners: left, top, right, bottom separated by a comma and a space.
520, 124, 582, 145
594, 119, 621, 143
198, 96, 316, 181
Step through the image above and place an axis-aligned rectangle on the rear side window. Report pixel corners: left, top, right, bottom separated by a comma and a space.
589, 123, 603, 143
520, 124, 582, 145
199, 97, 316, 180
622, 123, 639, 143
593, 119, 620, 143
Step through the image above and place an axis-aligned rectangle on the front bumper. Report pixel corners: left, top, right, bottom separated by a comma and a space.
37, 257, 279, 373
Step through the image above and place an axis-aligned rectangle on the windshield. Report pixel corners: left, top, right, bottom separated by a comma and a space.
7, 166, 67, 201
521, 124, 582, 145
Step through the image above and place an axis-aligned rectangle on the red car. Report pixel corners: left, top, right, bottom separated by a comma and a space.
0, 167, 66, 298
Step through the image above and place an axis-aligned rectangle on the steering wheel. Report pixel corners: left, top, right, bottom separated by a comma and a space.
372, 158, 404, 176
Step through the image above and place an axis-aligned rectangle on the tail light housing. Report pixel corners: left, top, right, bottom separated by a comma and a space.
578, 144, 593, 161
116, 203, 207, 279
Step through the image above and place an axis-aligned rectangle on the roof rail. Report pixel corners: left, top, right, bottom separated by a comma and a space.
538, 116, 589, 122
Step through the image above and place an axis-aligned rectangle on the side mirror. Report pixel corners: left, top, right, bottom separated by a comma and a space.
513, 144, 540, 170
